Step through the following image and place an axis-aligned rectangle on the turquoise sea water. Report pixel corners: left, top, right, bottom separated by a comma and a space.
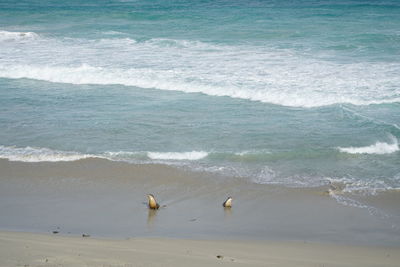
1, 0, 400, 198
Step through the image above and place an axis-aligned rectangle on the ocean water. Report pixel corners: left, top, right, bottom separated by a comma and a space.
1, 0, 400, 208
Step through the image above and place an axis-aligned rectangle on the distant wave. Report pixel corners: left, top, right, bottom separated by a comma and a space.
0, 30, 39, 41
338, 137, 399, 155
101, 31, 126, 36
145, 38, 214, 49
1, 32, 400, 107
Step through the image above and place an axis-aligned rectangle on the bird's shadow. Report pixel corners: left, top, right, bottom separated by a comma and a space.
147, 208, 158, 228
224, 206, 232, 218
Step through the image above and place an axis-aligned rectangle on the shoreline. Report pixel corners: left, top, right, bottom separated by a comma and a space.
1, 158, 399, 247
1, 231, 399, 267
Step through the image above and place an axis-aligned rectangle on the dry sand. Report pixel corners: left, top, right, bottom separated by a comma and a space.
0, 231, 399, 267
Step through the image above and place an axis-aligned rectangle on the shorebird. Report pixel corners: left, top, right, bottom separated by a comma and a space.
147, 194, 160, 210
222, 197, 232, 208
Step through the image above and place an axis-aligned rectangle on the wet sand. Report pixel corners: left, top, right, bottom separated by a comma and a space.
1, 231, 399, 267
0, 158, 399, 246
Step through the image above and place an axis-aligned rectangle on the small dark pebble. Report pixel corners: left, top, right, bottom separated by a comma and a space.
52, 231, 59, 234
82, 234, 90, 238
216, 255, 223, 259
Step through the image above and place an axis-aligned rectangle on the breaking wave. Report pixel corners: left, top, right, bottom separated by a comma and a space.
1, 32, 400, 107
338, 137, 399, 155
0, 145, 96, 162
0, 30, 39, 42
0, 145, 209, 163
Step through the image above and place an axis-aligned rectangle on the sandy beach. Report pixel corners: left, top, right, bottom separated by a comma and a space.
1, 158, 400, 266
1, 231, 399, 267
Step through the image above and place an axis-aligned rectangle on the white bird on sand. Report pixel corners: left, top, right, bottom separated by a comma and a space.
147, 194, 160, 210
222, 197, 232, 208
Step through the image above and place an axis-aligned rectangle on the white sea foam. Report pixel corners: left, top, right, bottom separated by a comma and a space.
0, 30, 39, 41
104, 151, 143, 158
147, 151, 208, 160
326, 177, 396, 196
338, 138, 399, 155
1, 34, 400, 107
253, 170, 328, 188
329, 194, 369, 209
0, 146, 208, 162
326, 183, 393, 219
0, 145, 96, 162
234, 151, 262, 156
102, 151, 149, 162
234, 150, 271, 157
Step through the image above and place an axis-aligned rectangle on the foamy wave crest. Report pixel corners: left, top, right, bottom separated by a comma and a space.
0, 145, 97, 162
0, 30, 39, 41
147, 151, 208, 160
0, 146, 208, 163
1, 34, 400, 107
338, 137, 399, 155
4, 63, 399, 109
